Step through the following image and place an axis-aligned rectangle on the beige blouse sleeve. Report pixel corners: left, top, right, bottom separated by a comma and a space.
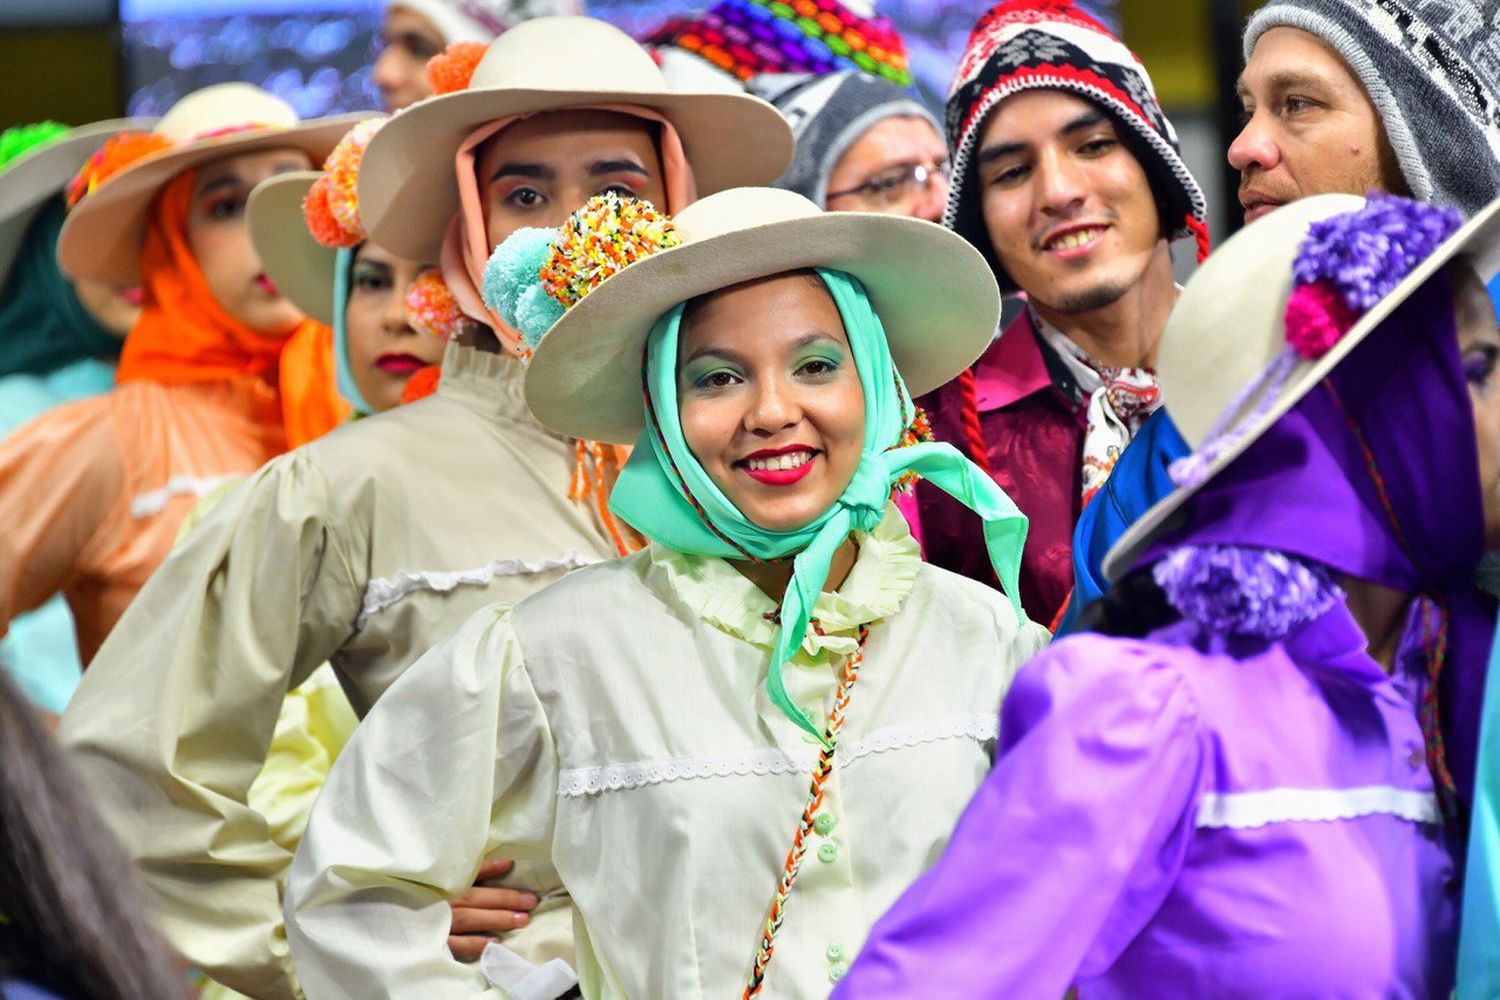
57, 449, 365, 1000
286, 604, 558, 1000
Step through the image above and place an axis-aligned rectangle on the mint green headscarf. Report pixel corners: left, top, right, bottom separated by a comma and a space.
608, 268, 1028, 745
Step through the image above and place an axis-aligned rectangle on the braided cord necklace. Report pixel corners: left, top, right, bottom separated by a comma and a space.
743, 623, 870, 998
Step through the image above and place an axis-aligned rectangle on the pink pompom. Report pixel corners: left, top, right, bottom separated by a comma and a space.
1283, 280, 1357, 360
405, 269, 468, 340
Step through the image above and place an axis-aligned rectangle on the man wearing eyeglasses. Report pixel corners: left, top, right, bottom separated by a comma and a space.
913, 0, 1210, 629
750, 71, 951, 222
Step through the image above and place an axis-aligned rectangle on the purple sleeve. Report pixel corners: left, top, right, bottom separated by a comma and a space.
834, 635, 1206, 997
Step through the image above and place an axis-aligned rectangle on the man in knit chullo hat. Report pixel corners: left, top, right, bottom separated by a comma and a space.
914, 0, 1209, 629
1232, 0, 1500, 222
1062, 0, 1500, 631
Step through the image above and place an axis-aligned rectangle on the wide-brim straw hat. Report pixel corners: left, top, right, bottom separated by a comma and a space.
1103, 192, 1500, 581
57, 83, 370, 287
524, 186, 1002, 444
0, 118, 156, 284
247, 171, 339, 325
357, 15, 795, 261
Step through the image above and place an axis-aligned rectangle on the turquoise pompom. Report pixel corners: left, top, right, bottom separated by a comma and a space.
482, 226, 564, 348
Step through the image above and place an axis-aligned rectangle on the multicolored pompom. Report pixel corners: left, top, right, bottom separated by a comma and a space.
405, 268, 469, 341
301, 117, 386, 248
65, 131, 173, 209
426, 41, 489, 95
481, 194, 682, 360
540, 193, 681, 309
0, 121, 70, 171
323, 117, 385, 235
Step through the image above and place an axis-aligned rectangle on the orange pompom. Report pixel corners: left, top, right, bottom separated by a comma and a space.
399, 364, 442, 405
426, 41, 488, 95
66, 131, 173, 209
405, 268, 468, 340
302, 175, 361, 248
321, 117, 385, 236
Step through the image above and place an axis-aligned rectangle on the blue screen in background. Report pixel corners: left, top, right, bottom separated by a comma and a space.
121, 0, 1119, 118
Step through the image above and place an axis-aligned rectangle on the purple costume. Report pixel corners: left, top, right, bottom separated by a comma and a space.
833, 273, 1494, 996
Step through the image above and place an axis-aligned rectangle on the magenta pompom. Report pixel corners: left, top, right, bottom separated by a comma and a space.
1283, 280, 1358, 359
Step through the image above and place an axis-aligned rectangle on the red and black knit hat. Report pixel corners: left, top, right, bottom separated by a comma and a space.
943, 0, 1209, 291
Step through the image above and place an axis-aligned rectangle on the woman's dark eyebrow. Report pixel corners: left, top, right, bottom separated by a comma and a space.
490, 162, 554, 182
194, 175, 245, 198
588, 159, 648, 177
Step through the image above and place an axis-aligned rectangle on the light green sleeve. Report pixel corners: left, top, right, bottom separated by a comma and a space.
286, 603, 558, 999
58, 450, 366, 1000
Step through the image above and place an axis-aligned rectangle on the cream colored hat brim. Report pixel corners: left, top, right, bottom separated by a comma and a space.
57, 113, 372, 287
0, 118, 155, 284
358, 16, 795, 261
247, 171, 340, 326
1102, 193, 1500, 582
523, 187, 1001, 445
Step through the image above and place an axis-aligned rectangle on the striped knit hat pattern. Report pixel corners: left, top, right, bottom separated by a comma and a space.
943, 0, 1209, 291
642, 0, 912, 89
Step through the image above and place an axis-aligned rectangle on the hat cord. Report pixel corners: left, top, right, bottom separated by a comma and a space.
742, 623, 870, 999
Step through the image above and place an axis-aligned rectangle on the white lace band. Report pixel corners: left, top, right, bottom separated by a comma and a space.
1195, 785, 1440, 830
557, 712, 998, 798
130, 474, 241, 520
356, 551, 601, 630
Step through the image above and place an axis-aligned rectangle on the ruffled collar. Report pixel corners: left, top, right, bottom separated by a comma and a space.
644, 503, 920, 661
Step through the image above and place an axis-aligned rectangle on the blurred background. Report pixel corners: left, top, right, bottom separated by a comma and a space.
0, 0, 1248, 245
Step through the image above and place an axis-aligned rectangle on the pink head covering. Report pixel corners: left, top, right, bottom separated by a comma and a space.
442, 106, 698, 356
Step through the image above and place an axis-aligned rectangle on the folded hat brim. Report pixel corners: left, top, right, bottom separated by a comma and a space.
0, 118, 156, 284
1102, 196, 1500, 583
359, 87, 795, 262
57, 113, 373, 287
524, 209, 1001, 444
248, 171, 339, 326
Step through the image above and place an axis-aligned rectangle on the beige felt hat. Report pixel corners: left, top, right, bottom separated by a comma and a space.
523, 186, 1002, 444
246, 171, 339, 325
0, 118, 155, 284
57, 83, 371, 287
1102, 192, 1500, 582
357, 15, 795, 261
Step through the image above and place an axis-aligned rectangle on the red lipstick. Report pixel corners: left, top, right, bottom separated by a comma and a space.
375, 351, 427, 375
737, 445, 819, 486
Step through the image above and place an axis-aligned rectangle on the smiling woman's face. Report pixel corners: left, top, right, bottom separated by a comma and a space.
677, 272, 865, 532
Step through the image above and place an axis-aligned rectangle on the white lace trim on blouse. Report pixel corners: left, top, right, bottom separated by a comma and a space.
1195, 785, 1440, 830
357, 551, 600, 630
557, 712, 998, 798
130, 473, 241, 519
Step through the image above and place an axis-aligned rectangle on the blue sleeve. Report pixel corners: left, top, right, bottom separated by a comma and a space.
1056, 410, 1190, 636
1459, 608, 1500, 996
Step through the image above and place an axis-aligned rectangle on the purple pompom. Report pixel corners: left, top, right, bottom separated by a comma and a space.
1291, 193, 1463, 313
1153, 544, 1343, 639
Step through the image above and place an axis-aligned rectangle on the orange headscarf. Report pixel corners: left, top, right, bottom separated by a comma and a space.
118, 170, 350, 448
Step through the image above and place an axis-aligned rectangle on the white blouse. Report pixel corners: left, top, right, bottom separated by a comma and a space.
286, 509, 1048, 998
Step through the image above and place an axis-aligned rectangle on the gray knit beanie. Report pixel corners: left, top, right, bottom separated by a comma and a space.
747, 71, 941, 208
1244, 1, 1500, 216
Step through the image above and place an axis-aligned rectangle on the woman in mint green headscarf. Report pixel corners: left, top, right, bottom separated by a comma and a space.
0, 121, 149, 715
284, 187, 1047, 1000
